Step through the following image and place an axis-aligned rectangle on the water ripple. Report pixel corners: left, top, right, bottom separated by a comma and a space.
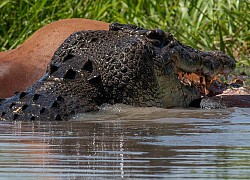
0, 107, 249, 179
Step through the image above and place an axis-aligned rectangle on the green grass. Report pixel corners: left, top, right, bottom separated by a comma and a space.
0, 0, 249, 67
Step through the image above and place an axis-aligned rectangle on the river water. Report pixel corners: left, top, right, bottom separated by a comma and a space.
0, 104, 249, 179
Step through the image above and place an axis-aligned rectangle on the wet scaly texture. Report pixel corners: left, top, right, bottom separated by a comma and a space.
0, 23, 235, 120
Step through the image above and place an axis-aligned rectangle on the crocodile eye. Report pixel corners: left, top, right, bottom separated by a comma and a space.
146, 29, 167, 47
146, 29, 164, 39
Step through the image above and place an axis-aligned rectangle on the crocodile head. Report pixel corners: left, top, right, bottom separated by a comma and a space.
0, 23, 235, 120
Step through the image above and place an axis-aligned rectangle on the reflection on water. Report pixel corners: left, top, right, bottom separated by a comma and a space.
0, 106, 249, 179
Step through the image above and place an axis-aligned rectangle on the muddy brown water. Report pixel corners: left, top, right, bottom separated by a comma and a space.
0, 104, 249, 179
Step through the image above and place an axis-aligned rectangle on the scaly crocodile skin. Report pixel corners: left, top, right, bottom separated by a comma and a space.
0, 23, 235, 120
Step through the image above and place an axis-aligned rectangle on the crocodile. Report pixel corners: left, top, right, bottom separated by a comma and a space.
0, 23, 236, 121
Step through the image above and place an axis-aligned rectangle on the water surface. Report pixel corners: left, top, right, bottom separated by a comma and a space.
0, 105, 249, 179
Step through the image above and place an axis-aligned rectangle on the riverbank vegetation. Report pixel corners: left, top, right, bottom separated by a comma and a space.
0, 0, 249, 68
